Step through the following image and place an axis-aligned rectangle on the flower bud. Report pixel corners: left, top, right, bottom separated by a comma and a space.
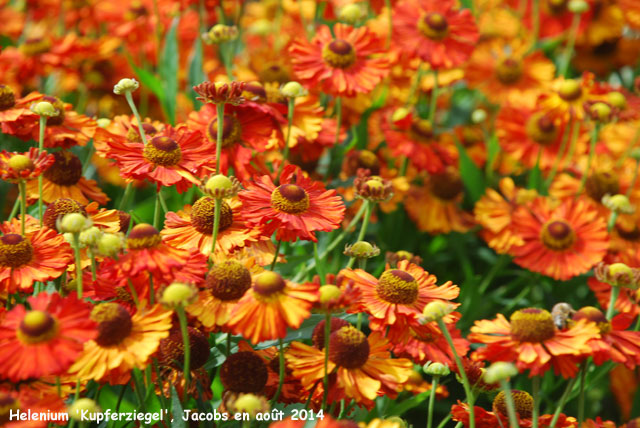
249, 19, 272, 36
344, 241, 380, 259
483, 362, 518, 384
113, 78, 140, 95
31, 101, 58, 117
420, 301, 454, 324
58, 213, 92, 234
97, 232, 125, 257
423, 362, 451, 377
568, 0, 589, 13
589, 102, 612, 123
79, 226, 103, 247
392, 107, 410, 122
602, 194, 635, 214
280, 81, 308, 98
230, 393, 269, 418
7, 154, 34, 173
319, 285, 342, 304
607, 92, 626, 110
203, 174, 241, 198
595, 261, 640, 290
96, 118, 112, 128
339, 3, 366, 25
68, 398, 101, 422
161, 282, 198, 309
204, 24, 239, 44
471, 109, 487, 124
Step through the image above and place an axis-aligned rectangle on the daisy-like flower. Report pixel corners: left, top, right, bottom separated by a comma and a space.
0, 148, 53, 182
285, 326, 413, 408
340, 260, 459, 329
193, 81, 246, 105
589, 277, 640, 319
0, 87, 42, 138
393, 0, 479, 69
0, 292, 96, 381
226, 271, 319, 343
69, 302, 172, 384
100, 125, 216, 193
509, 196, 608, 281
42, 199, 122, 233
240, 165, 346, 242
0, 217, 73, 293
0, 386, 67, 428
289, 23, 389, 97
537, 73, 596, 121
469, 307, 600, 378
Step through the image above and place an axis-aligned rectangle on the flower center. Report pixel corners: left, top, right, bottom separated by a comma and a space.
206, 260, 252, 301
206, 115, 242, 147
127, 223, 162, 249
143, 136, 182, 167
0, 234, 34, 268
220, 351, 269, 393
43, 151, 82, 186
259, 63, 290, 84
126, 123, 159, 143
270, 184, 310, 214
114, 285, 136, 304
376, 269, 419, 304
41, 96, 66, 126
312, 317, 351, 349
252, 271, 286, 297
190, 197, 234, 235
525, 112, 558, 145
418, 13, 449, 40
572, 306, 611, 334
20, 37, 51, 56
43, 198, 87, 230
409, 119, 434, 142
0, 85, 16, 111
430, 169, 464, 201
90, 303, 133, 346
0, 393, 19, 425
559, 80, 582, 101
493, 390, 533, 419
495, 57, 523, 85
322, 39, 356, 69
585, 171, 619, 203
510, 308, 556, 342
159, 327, 210, 371
547, 0, 567, 14
540, 219, 576, 251
7, 154, 34, 173
328, 326, 370, 368
357, 150, 380, 174
16, 310, 59, 345
243, 83, 268, 102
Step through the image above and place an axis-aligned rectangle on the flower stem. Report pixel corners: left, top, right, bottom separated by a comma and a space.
437, 318, 475, 428
406, 62, 424, 107
270, 239, 282, 271
18, 180, 27, 236
334, 97, 342, 147
88, 248, 97, 281
176, 307, 191, 385
275, 97, 295, 184
148, 275, 155, 305
532, 376, 540, 428
322, 311, 331, 410
215, 103, 225, 174
606, 286, 620, 320
428, 70, 438, 124
544, 118, 573, 190
119, 182, 133, 211
626, 157, 640, 198
427, 377, 439, 428
124, 91, 149, 145
549, 376, 577, 428
500, 380, 519, 428
37, 116, 47, 227
346, 201, 373, 268
576, 123, 598, 197
153, 190, 162, 229
577, 361, 588, 426
72, 233, 83, 299
271, 338, 285, 405
127, 279, 140, 308
560, 12, 581, 78
607, 212, 618, 233
210, 197, 222, 263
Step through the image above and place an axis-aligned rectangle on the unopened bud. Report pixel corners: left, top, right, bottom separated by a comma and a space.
113, 78, 140, 95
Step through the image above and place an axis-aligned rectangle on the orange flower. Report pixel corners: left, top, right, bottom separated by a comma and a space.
30, 95, 97, 149
510, 0, 593, 39
393, 0, 479, 69
0, 148, 53, 182
0, 292, 96, 381
469, 308, 600, 378
240, 165, 345, 242
340, 260, 459, 329
588, 277, 640, 319
0, 88, 42, 139
452, 400, 578, 428
226, 271, 319, 344
0, 217, 73, 294
289, 23, 389, 96
509, 197, 608, 281
537, 73, 596, 121
0, 386, 67, 428
285, 326, 412, 408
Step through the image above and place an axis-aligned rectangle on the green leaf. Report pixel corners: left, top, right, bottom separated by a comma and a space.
387, 390, 431, 416
454, 139, 486, 203
171, 386, 187, 428
187, 36, 206, 107
130, 64, 165, 102
160, 17, 180, 125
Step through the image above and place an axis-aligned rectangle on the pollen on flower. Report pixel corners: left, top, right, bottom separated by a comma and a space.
510, 308, 556, 342
206, 260, 252, 301
219, 351, 269, 393
143, 136, 182, 166
376, 269, 419, 304
418, 13, 450, 40
430, 169, 464, 201
127, 123, 158, 143
328, 325, 370, 368
90, 303, 133, 346
525, 113, 558, 145
43, 151, 83, 186
322, 39, 356, 69
495, 57, 523, 85
127, 224, 163, 249
493, 390, 533, 419
190, 197, 234, 234
0, 85, 16, 110
0, 234, 34, 268
159, 327, 210, 371
16, 310, 59, 345
540, 219, 576, 251
585, 171, 619, 202
43, 198, 87, 230
270, 184, 310, 214
559, 79, 582, 101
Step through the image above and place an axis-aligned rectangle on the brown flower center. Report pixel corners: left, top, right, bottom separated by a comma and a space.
190, 197, 234, 235
322, 39, 356, 69
0, 234, 34, 268
127, 123, 159, 143
143, 136, 182, 167
0, 393, 19, 425
547, 0, 567, 14
430, 169, 464, 201
540, 219, 576, 251
43, 151, 83, 186
418, 13, 449, 40
376, 269, 419, 304
206, 260, 252, 301
0, 85, 16, 111
43, 198, 87, 230
259, 63, 290, 84
496, 57, 523, 85
220, 351, 268, 393
493, 390, 533, 419
572, 306, 611, 334
585, 171, 619, 202
525, 112, 558, 145
16, 310, 59, 344
312, 317, 350, 349
559, 80, 582, 101
127, 223, 162, 249
271, 184, 310, 214
91, 303, 133, 346
328, 326, 370, 368
357, 150, 380, 175
510, 308, 556, 342
41, 96, 66, 126
159, 327, 211, 371
252, 271, 286, 297
409, 119, 434, 142
206, 115, 242, 147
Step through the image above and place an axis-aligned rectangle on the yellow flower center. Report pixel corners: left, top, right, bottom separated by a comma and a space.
0, 85, 16, 111
540, 219, 576, 251
585, 171, 619, 203
510, 308, 556, 342
571, 306, 611, 334
219, 351, 269, 393
409, 119, 434, 142
252, 271, 286, 297
91, 303, 133, 346
206, 260, 252, 301
322, 39, 356, 69
328, 325, 370, 368
43, 151, 83, 186
17, 310, 59, 345
259, 63, 290, 84
559, 79, 582, 101
357, 150, 380, 174
418, 13, 450, 40
206, 115, 242, 147
7, 155, 34, 173
126, 123, 159, 143
20, 37, 51, 56
496, 57, 523, 85
271, 184, 310, 214
143, 136, 182, 167
0, 234, 34, 268
127, 223, 162, 249
430, 169, 464, 201
159, 326, 210, 371
43, 198, 87, 230
525, 112, 558, 145
0, 393, 20, 425
190, 196, 234, 234
493, 390, 533, 419
376, 269, 419, 304
40, 96, 66, 126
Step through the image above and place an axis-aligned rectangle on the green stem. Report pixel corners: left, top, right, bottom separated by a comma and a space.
606, 287, 620, 320
7, 197, 19, 222
576, 123, 599, 196
428, 70, 438, 124
500, 380, 519, 428
37, 116, 47, 226
275, 98, 295, 184
18, 180, 26, 236
406, 62, 424, 107
334, 97, 343, 147
124, 91, 149, 145
153, 191, 161, 229
271, 338, 285, 404
119, 182, 133, 211
210, 197, 222, 263
346, 201, 373, 268
549, 377, 577, 428
72, 234, 83, 299
607, 212, 618, 233
560, 12, 581, 78
322, 311, 331, 410
176, 307, 191, 386
148, 275, 155, 305
427, 377, 439, 428
436, 415, 452, 428
127, 279, 140, 308
532, 376, 540, 428
270, 239, 282, 270
88, 248, 97, 281
577, 362, 587, 426
215, 102, 225, 174
437, 318, 475, 428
